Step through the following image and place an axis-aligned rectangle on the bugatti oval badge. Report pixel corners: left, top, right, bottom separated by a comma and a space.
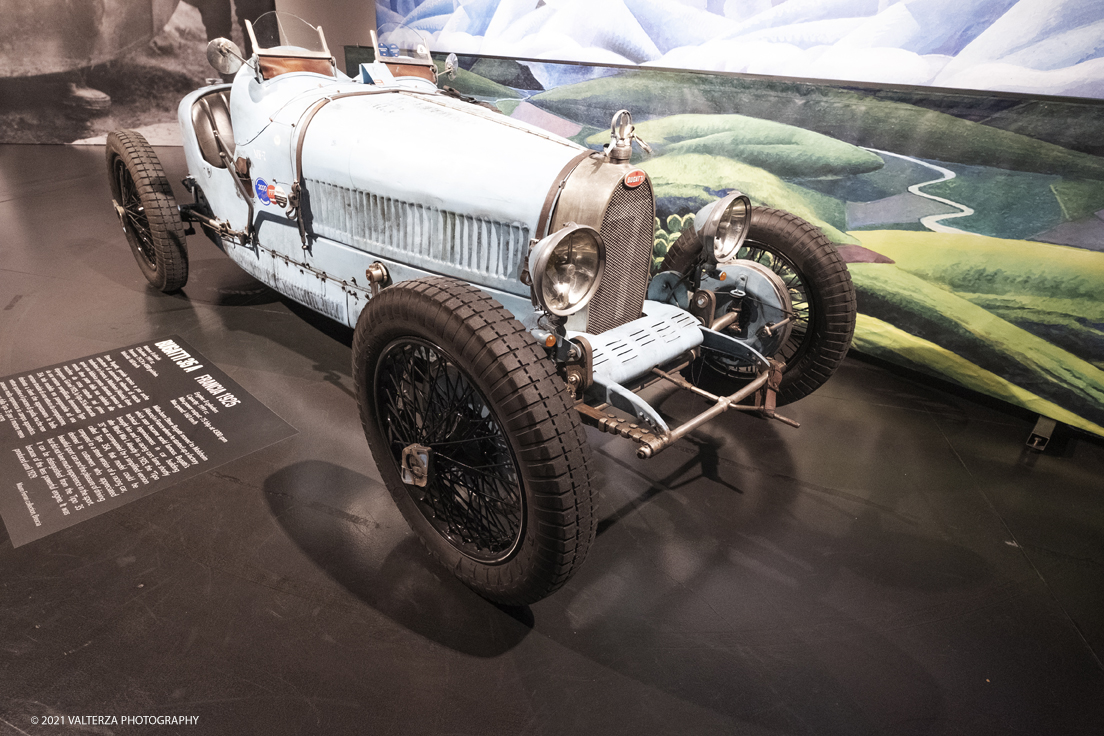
624, 169, 646, 189
255, 178, 271, 205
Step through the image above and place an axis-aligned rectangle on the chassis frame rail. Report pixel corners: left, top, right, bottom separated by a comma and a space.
576, 358, 798, 459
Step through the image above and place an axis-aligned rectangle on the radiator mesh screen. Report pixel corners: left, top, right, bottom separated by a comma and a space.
588, 180, 655, 334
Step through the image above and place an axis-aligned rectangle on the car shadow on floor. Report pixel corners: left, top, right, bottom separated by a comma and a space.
263, 459, 533, 657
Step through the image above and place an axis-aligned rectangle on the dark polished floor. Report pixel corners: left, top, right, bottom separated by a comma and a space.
1, 144, 1102, 735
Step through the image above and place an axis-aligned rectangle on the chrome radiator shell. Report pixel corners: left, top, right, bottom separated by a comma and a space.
551, 159, 655, 334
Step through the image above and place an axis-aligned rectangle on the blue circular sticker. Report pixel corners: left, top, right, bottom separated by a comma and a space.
255, 178, 270, 205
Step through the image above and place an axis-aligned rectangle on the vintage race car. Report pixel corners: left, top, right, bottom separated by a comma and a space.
105, 12, 856, 604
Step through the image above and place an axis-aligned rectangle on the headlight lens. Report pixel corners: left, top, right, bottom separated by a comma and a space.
529, 224, 605, 316
698, 192, 752, 263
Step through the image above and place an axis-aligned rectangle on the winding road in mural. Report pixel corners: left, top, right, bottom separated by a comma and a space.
864, 148, 975, 234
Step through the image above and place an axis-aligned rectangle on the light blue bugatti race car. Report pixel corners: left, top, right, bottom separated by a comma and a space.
106, 12, 856, 604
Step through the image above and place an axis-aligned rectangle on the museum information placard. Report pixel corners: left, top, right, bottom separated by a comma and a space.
0, 336, 296, 547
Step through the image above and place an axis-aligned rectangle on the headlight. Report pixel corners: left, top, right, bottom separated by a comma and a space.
528, 223, 605, 316
696, 191, 751, 263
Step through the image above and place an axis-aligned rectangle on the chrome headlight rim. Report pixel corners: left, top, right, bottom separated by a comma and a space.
528, 223, 606, 317
699, 191, 752, 264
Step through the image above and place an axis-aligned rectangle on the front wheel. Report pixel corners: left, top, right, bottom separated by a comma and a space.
353, 277, 596, 605
666, 207, 856, 404
105, 130, 189, 292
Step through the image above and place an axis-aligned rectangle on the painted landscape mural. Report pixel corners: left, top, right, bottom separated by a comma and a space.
373, 0, 1104, 437
378, 0, 1104, 99
425, 55, 1104, 436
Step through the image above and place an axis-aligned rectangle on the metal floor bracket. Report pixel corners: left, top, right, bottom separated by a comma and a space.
1027, 416, 1058, 452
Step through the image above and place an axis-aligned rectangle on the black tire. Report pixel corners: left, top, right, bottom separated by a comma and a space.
665, 207, 856, 405
106, 130, 188, 292
353, 277, 596, 605
660, 222, 701, 274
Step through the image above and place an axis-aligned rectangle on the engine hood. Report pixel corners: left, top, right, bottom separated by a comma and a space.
298, 91, 585, 232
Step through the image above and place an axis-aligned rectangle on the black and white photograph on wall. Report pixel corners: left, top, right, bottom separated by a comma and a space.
0, 0, 276, 145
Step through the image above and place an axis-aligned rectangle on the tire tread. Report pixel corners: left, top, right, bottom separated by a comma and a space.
105, 130, 188, 292
353, 278, 595, 605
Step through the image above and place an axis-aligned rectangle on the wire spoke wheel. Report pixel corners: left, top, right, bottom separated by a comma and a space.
354, 277, 596, 605
105, 130, 188, 292
734, 241, 811, 365
665, 207, 856, 404
706, 237, 812, 376
375, 338, 524, 562
114, 158, 157, 268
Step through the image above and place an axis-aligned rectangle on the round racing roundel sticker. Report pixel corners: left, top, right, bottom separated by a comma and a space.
255, 178, 271, 205
624, 169, 646, 188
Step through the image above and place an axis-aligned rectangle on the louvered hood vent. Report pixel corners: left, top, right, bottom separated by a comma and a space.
308, 179, 530, 296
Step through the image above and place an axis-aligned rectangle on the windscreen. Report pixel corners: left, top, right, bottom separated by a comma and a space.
376, 24, 432, 64
250, 12, 327, 54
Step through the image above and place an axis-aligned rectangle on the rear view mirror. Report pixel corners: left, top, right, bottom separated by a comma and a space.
207, 38, 245, 76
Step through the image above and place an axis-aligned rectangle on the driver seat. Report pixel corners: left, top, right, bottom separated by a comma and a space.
191, 89, 235, 168
258, 55, 336, 80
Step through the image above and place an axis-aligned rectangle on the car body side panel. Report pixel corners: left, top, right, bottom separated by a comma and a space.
293, 91, 587, 295
178, 85, 252, 236
229, 68, 351, 148
292, 93, 583, 296
193, 70, 589, 301
238, 217, 534, 328
181, 78, 557, 324
301, 92, 582, 226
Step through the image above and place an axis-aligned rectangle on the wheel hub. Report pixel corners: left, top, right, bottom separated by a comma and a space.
400, 444, 431, 487
375, 338, 525, 563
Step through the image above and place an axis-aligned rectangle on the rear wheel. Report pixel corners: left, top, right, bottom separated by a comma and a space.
106, 130, 188, 292
665, 207, 856, 404
353, 277, 596, 605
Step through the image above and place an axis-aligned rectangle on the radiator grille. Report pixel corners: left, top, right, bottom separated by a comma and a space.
306, 179, 529, 291
588, 179, 655, 334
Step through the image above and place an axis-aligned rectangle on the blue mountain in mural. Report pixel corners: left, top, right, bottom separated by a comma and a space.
380, 0, 1104, 98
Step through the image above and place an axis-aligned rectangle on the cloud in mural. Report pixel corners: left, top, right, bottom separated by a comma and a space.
491, 0, 661, 63
996, 19, 1104, 71
621, 0, 740, 53
935, 0, 1104, 81
734, 18, 868, 49
719, 0, 894, 36
823, 0, 1019, 55
377, 6, 405, 29
385, 0, 1104, 98
938, 57, 1104, 98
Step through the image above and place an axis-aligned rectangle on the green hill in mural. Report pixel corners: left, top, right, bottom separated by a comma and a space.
979, 100, 1104, 158
1051, 179, 1104, 222
469, 58, 543, 90
918, 165, 1067, 240
852, 315, 1104, 437
856, 231, 1104, 306
584, 114, 884, 179
855, 231, 1104, 370
529, 71, 1104, 179
431, 61, 522, 100
639, 153, 855, 244
849, 231, 1104, 435
958, 294, 1104, 372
